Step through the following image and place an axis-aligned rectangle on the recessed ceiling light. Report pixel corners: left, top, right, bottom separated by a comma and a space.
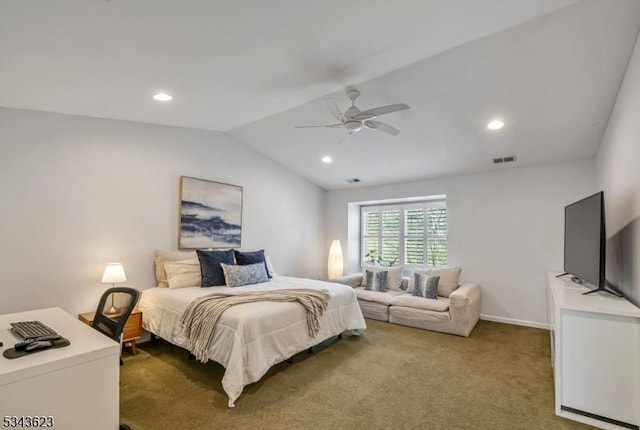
487, 119, 504, 130
153, 93, 173, 101
321, 156, 333, 164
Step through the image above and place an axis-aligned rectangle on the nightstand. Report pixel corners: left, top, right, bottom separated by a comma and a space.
78, 309, 142, 355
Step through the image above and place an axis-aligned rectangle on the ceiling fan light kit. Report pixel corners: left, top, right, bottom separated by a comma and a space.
296, 88, 409, 142
344, 121, 363, 132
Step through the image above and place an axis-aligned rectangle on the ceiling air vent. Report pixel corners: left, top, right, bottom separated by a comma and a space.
492, 155, 517, 164
345, 178, 361, 184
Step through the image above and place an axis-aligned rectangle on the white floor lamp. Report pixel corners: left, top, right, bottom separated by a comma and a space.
328, 239, 344, 280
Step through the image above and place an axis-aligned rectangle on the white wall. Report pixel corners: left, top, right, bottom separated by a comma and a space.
326, 159, 596, 327
596, 32, 640, 306
0, 107, 325, 316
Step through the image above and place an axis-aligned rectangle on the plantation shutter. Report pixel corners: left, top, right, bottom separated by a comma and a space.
381, 210, 400, 265
404, 208, 424, 265
426, 206, 447, 267
361, 200, 447, 267
362, 210, 380, 262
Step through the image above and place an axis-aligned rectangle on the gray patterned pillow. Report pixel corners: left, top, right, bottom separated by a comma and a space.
412, 274, 439, 299
364, 270, 388, 292
221, 263, 269, 287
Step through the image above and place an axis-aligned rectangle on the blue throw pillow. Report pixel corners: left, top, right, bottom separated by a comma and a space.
234, 249, 271, 278
196, 249, 235, 287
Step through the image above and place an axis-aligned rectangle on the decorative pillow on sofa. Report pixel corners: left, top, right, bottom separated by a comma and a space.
221, 262, 269, 287
154, 250, 197, 287
411, 273, 439, 299
197, 249, 235, 287
364, 270, 388, 292
407, 267, 462, 297
164, 259, 201, 289
234, 249, 271, 278
361, 265, 403, 290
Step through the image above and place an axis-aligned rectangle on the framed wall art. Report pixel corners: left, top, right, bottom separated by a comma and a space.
179, 176, 243, 249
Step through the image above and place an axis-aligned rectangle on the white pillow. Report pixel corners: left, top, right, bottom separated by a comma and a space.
265, 255, 277, 277
361, 265, 403, 291
407, 267, 461, 297
164, 259, 201, 289
154, 250, 197, 287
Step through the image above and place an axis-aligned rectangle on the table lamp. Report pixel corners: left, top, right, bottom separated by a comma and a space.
101, 262, 127, 314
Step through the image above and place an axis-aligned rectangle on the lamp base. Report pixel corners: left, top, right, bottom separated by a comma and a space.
107, 288, 119, 314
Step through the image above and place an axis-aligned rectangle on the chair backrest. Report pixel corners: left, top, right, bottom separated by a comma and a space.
92, 287, 140, 342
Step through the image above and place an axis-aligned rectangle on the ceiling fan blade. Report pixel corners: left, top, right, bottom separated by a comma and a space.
364, 120, 400, 136
325, 98, 345, 121
358, 103, 409, 119
338, 132, 352, 144
295, 123, 343, 128
351, 112, 375, 121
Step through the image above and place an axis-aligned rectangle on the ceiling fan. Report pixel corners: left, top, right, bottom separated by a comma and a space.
296, 89, 410, 143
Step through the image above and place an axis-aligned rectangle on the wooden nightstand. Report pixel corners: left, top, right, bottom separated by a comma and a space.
78, 309, 142, 355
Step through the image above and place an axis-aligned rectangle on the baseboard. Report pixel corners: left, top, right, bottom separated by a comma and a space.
480, 314, 549, 330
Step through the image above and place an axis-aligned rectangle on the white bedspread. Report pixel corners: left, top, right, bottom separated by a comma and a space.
138, 276, 366, 407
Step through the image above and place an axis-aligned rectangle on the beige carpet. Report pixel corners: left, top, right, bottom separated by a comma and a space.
120, 319, 595, 430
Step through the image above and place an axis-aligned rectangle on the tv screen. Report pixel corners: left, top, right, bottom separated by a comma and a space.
564, 191, 605, 289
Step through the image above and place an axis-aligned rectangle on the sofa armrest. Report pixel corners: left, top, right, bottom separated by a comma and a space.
448, 283, 481, 337
449, 283, 481, 307
332, 273, 362, 288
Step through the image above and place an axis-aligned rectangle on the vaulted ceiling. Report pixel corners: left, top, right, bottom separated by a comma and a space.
2, 0, 639, 189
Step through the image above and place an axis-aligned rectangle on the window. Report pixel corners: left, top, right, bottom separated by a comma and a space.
361, 200, 447, 268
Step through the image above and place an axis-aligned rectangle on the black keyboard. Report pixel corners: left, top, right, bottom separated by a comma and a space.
10, 321, 58, 339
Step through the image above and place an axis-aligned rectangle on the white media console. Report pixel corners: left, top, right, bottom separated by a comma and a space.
547, 273, 640, 430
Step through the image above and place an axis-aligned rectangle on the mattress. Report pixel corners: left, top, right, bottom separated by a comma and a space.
138, 276, 366, 407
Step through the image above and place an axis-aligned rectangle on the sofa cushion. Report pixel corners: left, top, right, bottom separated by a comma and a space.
362, 265, 403, 290
354, 287, 404, 305
389, 306, 451, 324
357, 300, 390, 321
390, 294, 450, 312
407, 267, 462, 297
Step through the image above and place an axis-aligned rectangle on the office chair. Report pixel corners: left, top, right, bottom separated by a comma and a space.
92, 286, 140, 365
92, 287, 140, 430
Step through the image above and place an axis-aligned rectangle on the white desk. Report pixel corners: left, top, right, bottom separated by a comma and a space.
547, 274, 640, 430
0, 307, 120, 430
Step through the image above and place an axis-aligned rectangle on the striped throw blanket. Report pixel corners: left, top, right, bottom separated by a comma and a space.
181, 289, 331, 362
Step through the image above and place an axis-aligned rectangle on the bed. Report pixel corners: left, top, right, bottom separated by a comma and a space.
138, 276, 367, 407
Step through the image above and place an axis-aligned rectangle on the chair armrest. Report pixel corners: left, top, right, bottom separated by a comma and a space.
332, 273, 363, 288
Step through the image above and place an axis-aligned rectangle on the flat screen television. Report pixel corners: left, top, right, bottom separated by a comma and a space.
563, 191, 620, 296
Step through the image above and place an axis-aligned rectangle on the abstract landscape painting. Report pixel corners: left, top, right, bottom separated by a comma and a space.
179, 176, 242, 249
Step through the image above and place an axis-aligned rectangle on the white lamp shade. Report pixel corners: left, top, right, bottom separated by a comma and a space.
101, 263, 127, 284
327, 240, 344, 280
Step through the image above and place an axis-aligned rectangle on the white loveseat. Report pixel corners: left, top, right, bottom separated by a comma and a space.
335, 268, 480, 337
